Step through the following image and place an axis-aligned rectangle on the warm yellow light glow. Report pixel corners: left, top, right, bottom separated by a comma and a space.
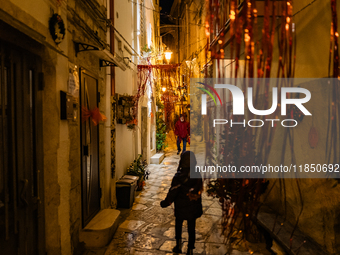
164, 50, 172, 62
162, 87, 166, 92
230, 10, 236, 20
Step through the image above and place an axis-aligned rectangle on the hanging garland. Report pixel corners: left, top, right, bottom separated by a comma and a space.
136, 64, 181, 129
204, 0, 302, 251
326, 0, 340, 166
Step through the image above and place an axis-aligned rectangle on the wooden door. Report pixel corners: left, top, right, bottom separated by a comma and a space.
0, 40, 44, 254
80, 70, 100, 227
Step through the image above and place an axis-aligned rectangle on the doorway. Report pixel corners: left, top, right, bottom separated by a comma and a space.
80, 70, 100, 227
0, 39, 44, 254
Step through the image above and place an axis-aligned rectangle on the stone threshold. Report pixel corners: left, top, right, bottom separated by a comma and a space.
256, 206, 326, 255
79, 209, 120, 248
150, 152, 165, 164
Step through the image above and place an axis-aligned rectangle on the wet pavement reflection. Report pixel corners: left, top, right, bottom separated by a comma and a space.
85, 149, 271, 255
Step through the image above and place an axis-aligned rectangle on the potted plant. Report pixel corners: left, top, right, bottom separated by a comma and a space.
156, 112, 168, 152
126, 154, 149, 190
141, 44, 153, 58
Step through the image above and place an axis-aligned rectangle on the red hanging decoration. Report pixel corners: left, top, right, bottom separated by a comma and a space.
81, 106, 107, 126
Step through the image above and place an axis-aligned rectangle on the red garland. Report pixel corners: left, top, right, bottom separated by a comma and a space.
135, 64, 181, 128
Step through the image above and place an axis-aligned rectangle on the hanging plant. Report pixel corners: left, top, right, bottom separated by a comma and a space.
49, 13, 66, 45
141, 44, 153, 57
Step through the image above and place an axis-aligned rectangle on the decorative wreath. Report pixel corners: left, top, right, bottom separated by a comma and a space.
49, 13, 65, 44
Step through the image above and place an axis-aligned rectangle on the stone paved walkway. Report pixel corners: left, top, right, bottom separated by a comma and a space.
99, 148, 272, 255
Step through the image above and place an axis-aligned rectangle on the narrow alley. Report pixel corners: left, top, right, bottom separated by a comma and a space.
1, 0, 340, 254
84, 145, 272, 255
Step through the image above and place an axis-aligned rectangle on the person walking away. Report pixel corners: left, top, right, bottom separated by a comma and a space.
160, 151, 203, 255
174, 114, 190, 155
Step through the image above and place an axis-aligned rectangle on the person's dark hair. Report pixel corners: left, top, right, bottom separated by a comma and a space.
177, 151, 197, 175
178, 151, 202, 197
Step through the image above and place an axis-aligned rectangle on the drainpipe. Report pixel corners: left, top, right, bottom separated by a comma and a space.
177, 1, 180, 63
186, 4, 189, 59
110, 0, 115, 95
109, 0, 116, 204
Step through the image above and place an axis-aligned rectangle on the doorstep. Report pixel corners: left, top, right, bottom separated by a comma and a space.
256, 206, 326, 255
150, 152, 165, 164
79, 209, 120, 248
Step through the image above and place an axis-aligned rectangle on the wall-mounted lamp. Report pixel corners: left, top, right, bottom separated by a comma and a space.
164, 49, 172, 64
162, 87, 166, 92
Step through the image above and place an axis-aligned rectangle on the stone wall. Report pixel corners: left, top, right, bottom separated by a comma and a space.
0, 0, 112, 254
218, 0, 340, 253
264, 1, 340, 253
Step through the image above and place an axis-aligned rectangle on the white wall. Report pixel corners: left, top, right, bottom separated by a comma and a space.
114, 0, 136, 179
114, 0, 157, 169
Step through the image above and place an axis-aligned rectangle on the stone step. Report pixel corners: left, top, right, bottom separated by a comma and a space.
79, 209, 120, 248
150, 152, 165, 164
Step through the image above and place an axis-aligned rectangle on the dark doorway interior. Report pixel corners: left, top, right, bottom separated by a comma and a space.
0, 39, 44, 255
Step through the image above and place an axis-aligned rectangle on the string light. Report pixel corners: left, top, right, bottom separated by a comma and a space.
230, 10, 236, 20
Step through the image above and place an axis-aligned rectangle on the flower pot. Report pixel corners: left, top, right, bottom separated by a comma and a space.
143, 52, 151, 58
137, 178, 145, 191
195, 135, 202, 142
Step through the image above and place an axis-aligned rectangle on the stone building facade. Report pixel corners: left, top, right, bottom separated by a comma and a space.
208, 0, 340, 253
0, 0, 159, 254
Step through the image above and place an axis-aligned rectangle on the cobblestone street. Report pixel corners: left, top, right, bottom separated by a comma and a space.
85, 142, 272, 255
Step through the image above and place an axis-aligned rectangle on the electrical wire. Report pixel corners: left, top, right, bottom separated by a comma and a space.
106, 19, 141, 57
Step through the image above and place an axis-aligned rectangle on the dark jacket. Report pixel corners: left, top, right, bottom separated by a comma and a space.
174, 120, 190, 139
161, 151, 203, 221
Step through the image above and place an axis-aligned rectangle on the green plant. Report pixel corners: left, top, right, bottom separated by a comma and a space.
156, 97, 164, 110
156, 112, 168, 152
141, 44, 153, 54
126, 154, 149, 190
